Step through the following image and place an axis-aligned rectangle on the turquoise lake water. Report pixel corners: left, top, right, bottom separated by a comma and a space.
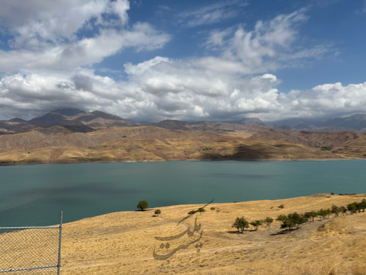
0, 160, 365, 226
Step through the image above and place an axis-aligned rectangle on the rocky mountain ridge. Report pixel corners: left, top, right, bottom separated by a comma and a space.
1, 109, 366, 136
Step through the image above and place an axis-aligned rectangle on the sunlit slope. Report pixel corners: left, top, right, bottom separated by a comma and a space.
3, 194, 365, 274
0, 126, 365, 165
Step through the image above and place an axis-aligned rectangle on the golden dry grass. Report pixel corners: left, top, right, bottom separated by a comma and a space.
3, 194, 364, 274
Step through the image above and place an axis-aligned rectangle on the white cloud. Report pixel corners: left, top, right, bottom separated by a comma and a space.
1, 0, 130, 48
0, 6, 356, 123
0, 0, 170, 73
178, 0, 247, 27
0, 25, 170, 72
1, 67, 365, 122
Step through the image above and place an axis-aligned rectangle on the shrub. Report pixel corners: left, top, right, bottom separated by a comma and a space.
277, 212, 307, 232
331, 205, 341, 217
264, 217, 274, 228
210, 207, 215, 213
304, 211, 318, 222
137, 200, 148, 211
318, 209, 331, 220
360, 199, 366, 212
232, 217, 249, 233
331, 192, 335, 195
276, 214, 287, 222
232, 217, 241, 233
278, 204, 284, 209
250, 220, 262, 231
347, 203, 358, 214
288, 212, 307, 229
188, 210, 197, 215
340, 206, 347, 215
155, 209, 161, 215
197, 208, 206, 215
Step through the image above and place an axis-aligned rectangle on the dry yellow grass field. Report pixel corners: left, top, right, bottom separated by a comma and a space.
29, 194, 363, 274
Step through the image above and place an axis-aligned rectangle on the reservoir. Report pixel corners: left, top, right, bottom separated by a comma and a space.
0, 160, 365, 226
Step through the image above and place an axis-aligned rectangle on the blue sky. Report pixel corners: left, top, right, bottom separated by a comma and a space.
0, 0, 365, 122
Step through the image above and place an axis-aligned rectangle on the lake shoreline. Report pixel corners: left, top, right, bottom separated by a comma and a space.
0, 156, 365, 167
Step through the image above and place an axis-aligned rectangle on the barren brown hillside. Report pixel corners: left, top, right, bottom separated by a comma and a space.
0, 126, 365, 165
2, 194, 366, 274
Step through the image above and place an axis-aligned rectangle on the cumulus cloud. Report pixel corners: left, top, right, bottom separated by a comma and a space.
1, 66, 365, 122
0, 5, 361, 123
1, 0, 130, 47
0, 0, 170, 72
0, 24, 170, 72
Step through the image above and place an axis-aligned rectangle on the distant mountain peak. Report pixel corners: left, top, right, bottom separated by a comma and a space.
238, 117, 266, 126
9, 118, 26, 123
51, 108, 85, 117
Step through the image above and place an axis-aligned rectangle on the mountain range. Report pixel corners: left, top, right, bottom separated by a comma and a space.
0, 108, 140, 135
0, 108, 365, 165
1, 108, 366, 136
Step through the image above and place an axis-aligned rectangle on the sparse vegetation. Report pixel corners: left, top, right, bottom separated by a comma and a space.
347, 202, 358, 214
318, 208, 331, 220
137, 200, 148, 211
331, 205, 341, 217
264, 217, 274, 228
250, 220, 262, 231
197, 208, 206, 215
231, 198, 366, 234
232, 217, 249, 233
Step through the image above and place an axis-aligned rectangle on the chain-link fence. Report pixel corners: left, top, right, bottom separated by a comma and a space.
0, 212, 63, 274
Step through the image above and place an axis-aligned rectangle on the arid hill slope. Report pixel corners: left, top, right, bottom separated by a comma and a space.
0, 125, 365, 165
2, 194, 366, 274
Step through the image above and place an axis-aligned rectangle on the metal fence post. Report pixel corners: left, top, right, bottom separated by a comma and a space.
57, 211, 63, 275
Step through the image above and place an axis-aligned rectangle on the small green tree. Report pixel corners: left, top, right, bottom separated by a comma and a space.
304, 212, 312, 222
340, 206, 347, 215
239, 217, 249, 233
317, 209, 328, 220
331, 205, 341, 217
278, 215, 295, 232
250, 220, 262, 231
210, 207, 216, 213
232, 217, 241, 233
155, 209, 161, 216
197, 208, 206, 215
276, 214, 287, 223
137, 200, 148, 211
282, 218, 296, 232
306, 211, 318, 222
359, 199, 366, 212
278, 204, 285, 209
188, 210, 197, 215
288, 212, 307, 229
355, 202, 362, 213
264, 217, 274, 228
232, 217, 249, 233
347, 203, 357, 214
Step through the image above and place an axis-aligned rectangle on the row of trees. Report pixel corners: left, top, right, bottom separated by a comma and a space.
232, 217, 274, 233
232, 199, 366, 233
